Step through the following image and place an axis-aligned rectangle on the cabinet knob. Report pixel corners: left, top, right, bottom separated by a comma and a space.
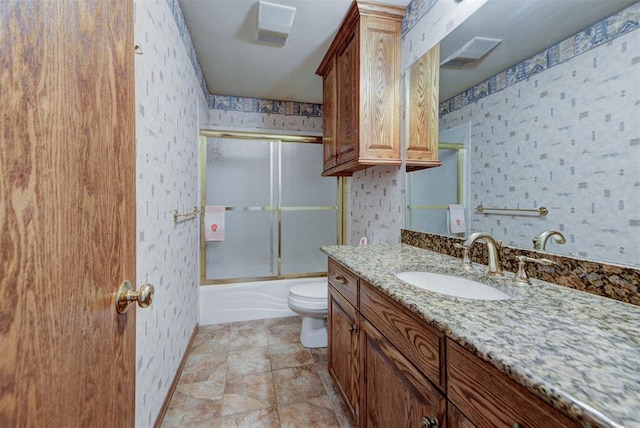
422, 416, 439, 428
512, 424, 522, 428
347, 324, 358, 333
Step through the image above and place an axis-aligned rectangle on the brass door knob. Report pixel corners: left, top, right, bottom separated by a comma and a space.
116, 280, 155, 314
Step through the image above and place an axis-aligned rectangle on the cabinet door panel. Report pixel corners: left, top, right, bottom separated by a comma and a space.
360, 18, 400, 157
328, 287, 359, 420
336, 27, 358, 164
361, 318, 446, 428
406, 44, 441, 170
322, 59, 337, 170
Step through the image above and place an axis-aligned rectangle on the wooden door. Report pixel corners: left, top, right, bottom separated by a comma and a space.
328, 287, 359, 422
0, 1, 136, 426
360, 318, 446, 428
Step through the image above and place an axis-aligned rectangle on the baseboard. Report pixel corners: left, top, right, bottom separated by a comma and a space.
153, 323, 199, 428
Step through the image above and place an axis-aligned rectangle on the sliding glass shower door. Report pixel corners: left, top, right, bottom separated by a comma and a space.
202, 133, 340, 284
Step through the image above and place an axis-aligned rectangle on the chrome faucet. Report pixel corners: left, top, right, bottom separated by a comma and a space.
533, 230, 566, 251
462, 232, 503, 276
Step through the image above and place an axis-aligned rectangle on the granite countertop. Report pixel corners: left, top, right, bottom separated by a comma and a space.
320, 244, 640, 428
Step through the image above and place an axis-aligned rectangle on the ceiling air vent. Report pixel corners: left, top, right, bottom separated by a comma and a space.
440, 37, 502, 68
257, 1, 296, 47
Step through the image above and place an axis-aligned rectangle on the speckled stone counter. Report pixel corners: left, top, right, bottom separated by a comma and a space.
320, 244, 640, 428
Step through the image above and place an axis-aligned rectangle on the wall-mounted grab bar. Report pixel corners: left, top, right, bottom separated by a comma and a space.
475, 204, 548, 217
174, 206, 203, 223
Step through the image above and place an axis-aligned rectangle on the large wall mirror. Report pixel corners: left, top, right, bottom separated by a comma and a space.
407, 0, 639, 267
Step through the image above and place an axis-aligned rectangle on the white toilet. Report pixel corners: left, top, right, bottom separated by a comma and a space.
287, 281, 328, 348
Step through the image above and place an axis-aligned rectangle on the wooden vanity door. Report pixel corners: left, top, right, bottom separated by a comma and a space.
360, 318, 446, 428
328, 286, 360, 422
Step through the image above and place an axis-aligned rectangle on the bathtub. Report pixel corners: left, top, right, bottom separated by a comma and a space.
199, 277, 326, 325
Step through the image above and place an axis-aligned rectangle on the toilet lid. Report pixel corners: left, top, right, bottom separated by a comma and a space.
289, 281, 327, 301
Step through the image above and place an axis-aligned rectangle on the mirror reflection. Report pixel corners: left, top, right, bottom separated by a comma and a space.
407, 0, 639, 267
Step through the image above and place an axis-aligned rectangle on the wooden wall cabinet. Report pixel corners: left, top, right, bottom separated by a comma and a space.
327, 257, 582, 428
406, 44, 442, 172
316, 1, 405, 177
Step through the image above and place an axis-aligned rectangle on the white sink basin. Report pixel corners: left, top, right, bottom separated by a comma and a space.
394, 271, 510, 301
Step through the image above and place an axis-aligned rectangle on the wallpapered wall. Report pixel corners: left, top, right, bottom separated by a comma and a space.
134, 0, 209, 425
439, 5, 640, 266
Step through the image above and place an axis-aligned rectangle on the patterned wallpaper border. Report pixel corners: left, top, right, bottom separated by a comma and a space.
439, 2, 640, 116
402, 0, 439, 37
166, 0, 209, 99
401, 229, 640, 306
210, 94, 323, 118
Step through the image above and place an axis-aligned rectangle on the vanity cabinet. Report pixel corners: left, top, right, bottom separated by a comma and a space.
406, 44, 442, 171
327, 257, 582, 428
316, 1, 405, 177
447, 341, 580, 428
328, 259, 446, 427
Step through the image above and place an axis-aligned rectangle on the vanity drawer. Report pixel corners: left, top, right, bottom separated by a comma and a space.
360, 280, 446, 390
328, 258, 359, 308
447, 340, 579, 428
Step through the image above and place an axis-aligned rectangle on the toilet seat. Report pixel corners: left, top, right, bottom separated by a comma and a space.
289, 281, 327, 302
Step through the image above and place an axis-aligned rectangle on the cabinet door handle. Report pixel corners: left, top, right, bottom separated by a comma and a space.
335, 274, 347, 284
348, 324, 358, 333
512, 424, 523, 428
422, 416, 439, 428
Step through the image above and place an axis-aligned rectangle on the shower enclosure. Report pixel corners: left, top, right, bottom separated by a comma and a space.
200, 130, 342, 285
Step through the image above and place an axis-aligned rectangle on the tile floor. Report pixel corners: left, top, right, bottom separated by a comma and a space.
161, 316, 354, 428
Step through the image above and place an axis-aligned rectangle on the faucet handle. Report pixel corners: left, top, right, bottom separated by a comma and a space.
454, 243, 472, 269
515, 255, 557, 284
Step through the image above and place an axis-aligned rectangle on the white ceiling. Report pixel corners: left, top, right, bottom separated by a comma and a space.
178, 0, 636, 104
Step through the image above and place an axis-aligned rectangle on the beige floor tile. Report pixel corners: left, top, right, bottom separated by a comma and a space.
267, 321, 303, 349
180, 351, 227, 384
221, 407, 280, 427
191, 325, 232, 355
229, 320, 269, 350
269, 343, 314, 371
162, 383, 222, 427
310, 347, 328, 364
273, 365, 327, 405
278, 396, 340, 428
163, 317, 342, 428
327, 392, 355, 428
264, 315, 300, 326
222, 371, 277, 416
227, 345, 271, 378
314, 362, 339, 398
